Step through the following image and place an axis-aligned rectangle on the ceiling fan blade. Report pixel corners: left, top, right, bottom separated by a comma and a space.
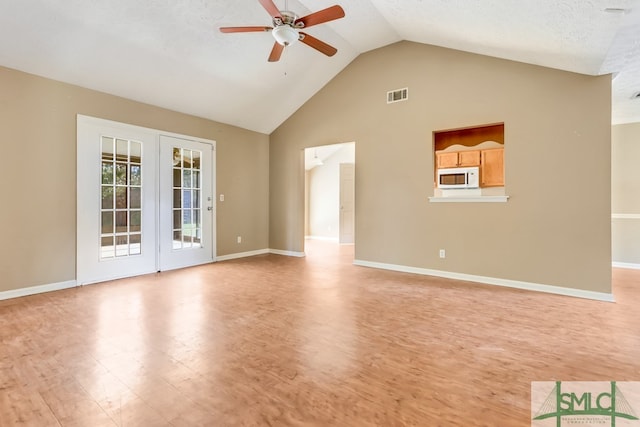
295, 5, 345, 28
299, 32, 337, 57
220, 26, 272, 33
259, 0, 283, 20
268, 42, 285, 62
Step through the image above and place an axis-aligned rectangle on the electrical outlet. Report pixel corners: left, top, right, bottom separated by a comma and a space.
237, 236, 242, 244
439, 249, 446, 258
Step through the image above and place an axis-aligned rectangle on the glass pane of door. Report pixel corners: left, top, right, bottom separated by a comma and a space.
172, 147, 203, 250
100, 136, 143, 259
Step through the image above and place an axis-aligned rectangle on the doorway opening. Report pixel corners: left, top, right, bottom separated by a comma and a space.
303, 142, 355, 257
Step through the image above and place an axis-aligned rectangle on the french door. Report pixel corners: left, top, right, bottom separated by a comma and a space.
77, 116, 215, 285
159, 135, 214, 271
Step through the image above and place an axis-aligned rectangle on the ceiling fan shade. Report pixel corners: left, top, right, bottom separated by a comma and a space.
272, 25, 299, 46
219, 0, 345, 62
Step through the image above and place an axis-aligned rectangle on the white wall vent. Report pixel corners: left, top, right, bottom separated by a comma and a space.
387, 87, 408, 104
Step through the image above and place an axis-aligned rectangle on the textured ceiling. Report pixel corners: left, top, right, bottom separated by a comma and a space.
0, 0, 639, 133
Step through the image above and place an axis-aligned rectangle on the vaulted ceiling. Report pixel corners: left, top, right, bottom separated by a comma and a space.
1, 0, 639, 134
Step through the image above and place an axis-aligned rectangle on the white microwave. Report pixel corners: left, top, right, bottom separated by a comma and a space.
437, 167, 479, 189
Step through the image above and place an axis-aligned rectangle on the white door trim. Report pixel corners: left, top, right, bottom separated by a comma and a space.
339, 163, 355, 244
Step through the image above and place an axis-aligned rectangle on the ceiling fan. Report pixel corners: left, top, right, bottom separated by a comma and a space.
220, 0, 345, 62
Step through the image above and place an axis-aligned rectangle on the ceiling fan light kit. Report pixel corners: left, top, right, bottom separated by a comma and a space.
220, 0, 345, 62
272, 25, 298, 46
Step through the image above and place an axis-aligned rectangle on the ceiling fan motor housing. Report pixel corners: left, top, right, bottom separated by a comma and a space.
273, 10, 298, 26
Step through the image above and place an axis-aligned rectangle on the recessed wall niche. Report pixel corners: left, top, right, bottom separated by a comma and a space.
433, 123, 505, 196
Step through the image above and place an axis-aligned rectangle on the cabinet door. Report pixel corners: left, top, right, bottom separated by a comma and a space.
436, 152, 459, 168
458, 150, 480, 166
481, 148, 504, 187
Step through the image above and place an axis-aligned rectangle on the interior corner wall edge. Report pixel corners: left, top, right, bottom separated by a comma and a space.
269, 40, 612, 294
0, 65, 269, 294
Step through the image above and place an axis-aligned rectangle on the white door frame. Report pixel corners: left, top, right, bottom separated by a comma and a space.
76, 115, 216, 285
339, 162, 355, 244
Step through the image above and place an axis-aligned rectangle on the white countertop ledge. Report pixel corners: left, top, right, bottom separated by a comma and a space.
428, 195, 509, 203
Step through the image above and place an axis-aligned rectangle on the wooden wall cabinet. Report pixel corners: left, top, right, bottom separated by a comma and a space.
435, 148, 504, 188
459, 150, 481, 167
436, 152, 459, 168
480, 148, 504, 187
436, 150, 480, 168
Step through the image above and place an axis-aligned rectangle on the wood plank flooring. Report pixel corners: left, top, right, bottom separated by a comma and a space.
1, 240, 639, 426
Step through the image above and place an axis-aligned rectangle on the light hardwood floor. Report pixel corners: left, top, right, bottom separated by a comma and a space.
1, 240, 639, 426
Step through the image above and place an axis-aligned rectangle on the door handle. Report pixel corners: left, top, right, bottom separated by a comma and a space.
207, 206, 213, 211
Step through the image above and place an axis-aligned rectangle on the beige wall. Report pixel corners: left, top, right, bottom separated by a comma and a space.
0, 66, 269, 293
270, 41, 612, 293
612, 122, 640, 264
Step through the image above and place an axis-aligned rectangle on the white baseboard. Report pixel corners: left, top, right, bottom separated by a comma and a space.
3, 260, 615, 303
216, 249, 270, 261
269, 249, 305, 257
353, 259, 615, 302
0, 280, 77, 301
612, 213, 640, 219
216, 248, 305, 261
612, 261, 640, 270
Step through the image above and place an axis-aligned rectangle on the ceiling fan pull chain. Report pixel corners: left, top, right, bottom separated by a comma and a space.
284, 52, 288, 77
